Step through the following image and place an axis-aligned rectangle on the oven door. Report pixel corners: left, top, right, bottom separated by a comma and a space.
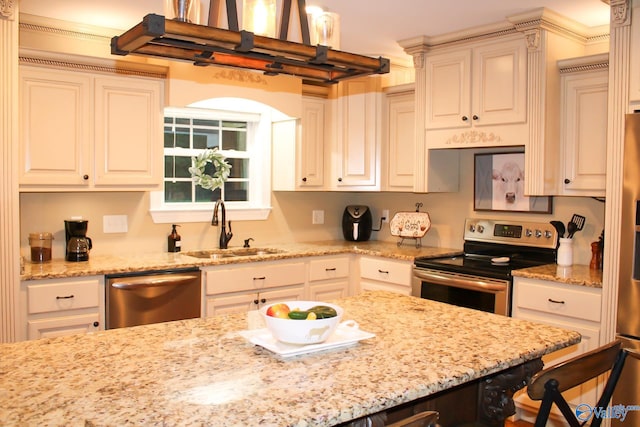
412, 267, 510, 316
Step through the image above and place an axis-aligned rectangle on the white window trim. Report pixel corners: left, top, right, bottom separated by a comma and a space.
150, 101, 279, 224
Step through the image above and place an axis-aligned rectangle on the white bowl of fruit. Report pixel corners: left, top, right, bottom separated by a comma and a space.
261, 301, 343, 345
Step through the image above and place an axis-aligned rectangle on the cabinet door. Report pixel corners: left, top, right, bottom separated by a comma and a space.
425, 49, 471, 130
472, 39, 527, 126
206, 293, 258, 316
308, 282, 350, 300
385, 89, 415, 190
299, 97, 325, 188
27, 313, 100, 340
561, 71, 608, 196
259, 285, 306, 306
334, 78, 380, 188
94, 76, 162, 187
19, 67, 91, 187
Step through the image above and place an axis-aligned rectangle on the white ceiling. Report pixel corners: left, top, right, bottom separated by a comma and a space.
19, 0, 611, 63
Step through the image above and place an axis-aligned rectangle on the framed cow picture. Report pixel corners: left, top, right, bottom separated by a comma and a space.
474, 151, 553, 213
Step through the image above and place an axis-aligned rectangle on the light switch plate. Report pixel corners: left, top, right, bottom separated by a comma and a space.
312, 210, 325, 225
103, 215, 128, 233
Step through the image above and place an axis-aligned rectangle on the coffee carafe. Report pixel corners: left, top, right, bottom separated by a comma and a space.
65, 220, 92, 262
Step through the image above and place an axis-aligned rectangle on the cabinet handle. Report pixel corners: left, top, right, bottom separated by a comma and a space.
548, 298, 565, 304
472, 115, 479, 121
302, 177, 307, 182
564, 179, 571, 184
83, 175, 89, 180
253, 276, 266, 280
461, 116, 468, 121
93, 321, 99, 327
378, 269, 389, 274
325, 267, 336, 271
56, 294, 75, 300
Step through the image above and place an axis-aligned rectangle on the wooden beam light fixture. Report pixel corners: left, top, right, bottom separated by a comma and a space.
111, 0, 389, 84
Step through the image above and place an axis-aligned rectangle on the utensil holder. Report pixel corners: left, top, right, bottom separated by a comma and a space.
557, 238, 573, 267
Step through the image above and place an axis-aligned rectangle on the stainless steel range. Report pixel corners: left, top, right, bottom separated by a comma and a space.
412, 218, 558, 316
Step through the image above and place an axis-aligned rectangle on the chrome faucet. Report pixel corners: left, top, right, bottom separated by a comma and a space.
212, 199, 233, 249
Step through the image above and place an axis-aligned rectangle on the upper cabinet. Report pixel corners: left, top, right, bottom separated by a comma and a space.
19, 64, 164, 191
425, 37, 527, 146
331, 77, 381, 190
557, 55, 608, 197
382, 84, 415, 191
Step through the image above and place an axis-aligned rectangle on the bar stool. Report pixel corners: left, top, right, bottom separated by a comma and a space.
526, 339, 640, 427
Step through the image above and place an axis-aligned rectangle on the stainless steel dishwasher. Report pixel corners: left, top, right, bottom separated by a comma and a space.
106, 268, 201, 329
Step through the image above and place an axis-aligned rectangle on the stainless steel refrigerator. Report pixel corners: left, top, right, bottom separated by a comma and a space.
613, 113, 640, 425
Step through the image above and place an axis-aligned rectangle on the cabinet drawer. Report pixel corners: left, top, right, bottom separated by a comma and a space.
514, 280, 601, 322
27, 278, 100, 314
360, 257, 412, 286
309, 257, 349, 282
205, 262, 306, 295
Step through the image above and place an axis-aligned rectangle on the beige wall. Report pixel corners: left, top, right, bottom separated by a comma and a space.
20, 149, 605, 265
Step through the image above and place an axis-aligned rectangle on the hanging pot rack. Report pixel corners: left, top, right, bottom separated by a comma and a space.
110, 0, 389, 84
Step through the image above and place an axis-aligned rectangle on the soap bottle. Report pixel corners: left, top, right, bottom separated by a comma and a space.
168, 224, 181, 252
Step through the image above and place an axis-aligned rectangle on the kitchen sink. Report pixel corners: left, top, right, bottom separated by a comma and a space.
182, 248, 284, 259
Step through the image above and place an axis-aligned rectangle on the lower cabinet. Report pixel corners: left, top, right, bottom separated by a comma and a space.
511, 276, 602, 423
308, 255, 352, 300
359, 256, 413, 295
19, 276, 104, 341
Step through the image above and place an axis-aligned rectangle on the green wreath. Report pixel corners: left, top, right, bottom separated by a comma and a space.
188, 148, 232, 190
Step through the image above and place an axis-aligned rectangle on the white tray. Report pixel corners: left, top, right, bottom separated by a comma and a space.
238, 321, 375, 358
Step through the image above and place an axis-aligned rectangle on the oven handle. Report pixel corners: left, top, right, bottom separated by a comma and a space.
110, 275, 197, 290
413, 269, 507, 293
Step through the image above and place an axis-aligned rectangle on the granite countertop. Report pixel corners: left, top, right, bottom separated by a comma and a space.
512, 264, 603, 288
0, 291, 580, 427
21, 240, 462, 281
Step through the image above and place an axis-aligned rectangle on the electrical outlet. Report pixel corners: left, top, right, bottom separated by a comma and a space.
312, 210, 325, 225
382, 209, 390, 223
103, 215, 128, 233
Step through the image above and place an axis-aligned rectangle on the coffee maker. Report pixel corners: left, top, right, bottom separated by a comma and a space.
65, 220, 92, 262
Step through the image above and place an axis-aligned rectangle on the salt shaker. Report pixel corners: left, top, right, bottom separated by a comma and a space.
557, 238, 573, 267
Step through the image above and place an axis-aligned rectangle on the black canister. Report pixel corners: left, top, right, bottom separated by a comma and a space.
342, 205, 373, 242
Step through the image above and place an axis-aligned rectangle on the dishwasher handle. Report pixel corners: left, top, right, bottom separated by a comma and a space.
110, 274, 198, 290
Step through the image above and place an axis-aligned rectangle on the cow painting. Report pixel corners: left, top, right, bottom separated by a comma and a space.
492, 161, 528, 210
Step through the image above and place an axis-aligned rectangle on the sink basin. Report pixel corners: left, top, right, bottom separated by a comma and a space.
183, 248, 284, 259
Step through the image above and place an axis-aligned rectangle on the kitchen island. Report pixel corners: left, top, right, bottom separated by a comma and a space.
0, 291, 580, 426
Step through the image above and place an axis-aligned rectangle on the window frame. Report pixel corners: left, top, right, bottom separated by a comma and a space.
149, 106, 272, 224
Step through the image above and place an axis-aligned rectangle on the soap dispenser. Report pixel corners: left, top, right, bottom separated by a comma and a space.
168, 224, 181, 252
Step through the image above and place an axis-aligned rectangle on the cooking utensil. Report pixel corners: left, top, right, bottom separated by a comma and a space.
571, 214, 586, 231
550, 221, 565, 239
567, 214, 586, 238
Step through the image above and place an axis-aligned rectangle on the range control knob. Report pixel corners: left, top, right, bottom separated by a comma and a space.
544, 230, 553, 239
469, 224, 476, 233
535, 229, 542, 238
525, 229, 533, 237
477, 225, 485, 233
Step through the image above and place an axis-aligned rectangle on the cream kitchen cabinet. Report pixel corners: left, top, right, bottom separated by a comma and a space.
308, 255, 352, 300
358, 256, 413, 295
331, 77, 381, 190
557, 55, 608, 197
19, 65, 163, 191
424, 36, 527, 148
272, 95, 326, 191
512, 276, 602, 423
382, 84, 415, 191
19, 276, 104, 341
203, 260, 307, 316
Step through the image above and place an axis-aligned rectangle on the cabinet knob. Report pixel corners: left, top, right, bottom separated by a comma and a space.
472, 115, 479, 121
83, 174, 89, 180
93, 321, 99, 327
338, 177, 343, 182
260, 298, 266, 304
564, 178, 571, 184
461, 116, 468, 121
302, 177, 307, 182
254, 299, 259, 305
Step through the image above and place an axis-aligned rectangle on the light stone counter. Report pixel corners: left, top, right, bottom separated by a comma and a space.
0, 291, 580, 426
512, 264, 603, 288
21, 240, 462, 281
